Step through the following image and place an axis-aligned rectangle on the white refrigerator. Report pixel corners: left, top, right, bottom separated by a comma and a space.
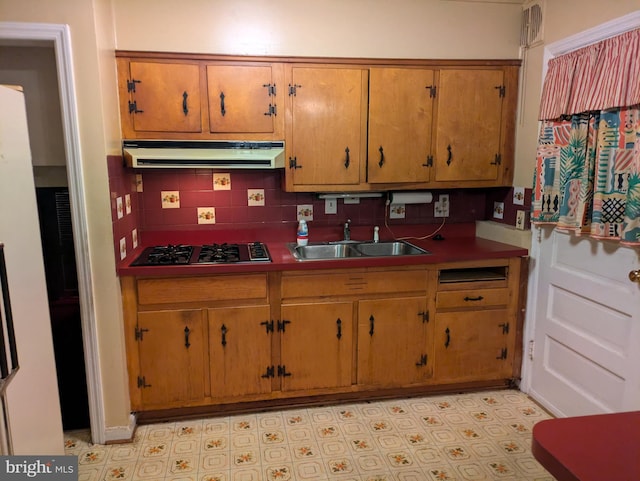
0, 85, 64, 454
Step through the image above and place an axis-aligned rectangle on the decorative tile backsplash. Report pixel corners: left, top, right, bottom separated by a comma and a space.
108, 154, 529, 262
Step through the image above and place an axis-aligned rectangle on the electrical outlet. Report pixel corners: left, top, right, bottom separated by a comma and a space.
325, 198, 337, 214
516, 210, 526, 230
438, 194, 449, 217
434, 201, 445, 218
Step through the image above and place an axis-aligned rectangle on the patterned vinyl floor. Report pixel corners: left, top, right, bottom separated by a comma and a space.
65, 389, 555, 481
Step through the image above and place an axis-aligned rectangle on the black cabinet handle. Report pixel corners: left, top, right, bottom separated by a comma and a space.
344, 147, 350, 169
221, 324, 227, 347
445, 327, 450, 348
446, 145, 452, 166
336, 318, 342, 339
378, 146, 385, 167
182, 91, 189, 115
184, 326, 191, 348
464, 296, 484, 302
369, 315, 375, 336
220, 92, 226, 116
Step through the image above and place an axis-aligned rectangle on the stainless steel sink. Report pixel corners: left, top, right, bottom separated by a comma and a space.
289, 243, 360, 260
354, 241, 429, 257
288, 240, 429, 261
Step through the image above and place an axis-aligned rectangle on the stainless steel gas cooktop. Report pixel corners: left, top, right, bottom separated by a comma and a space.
131, 242, 271, 266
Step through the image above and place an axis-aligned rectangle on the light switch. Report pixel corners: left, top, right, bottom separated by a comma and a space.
325, 198, 337, 214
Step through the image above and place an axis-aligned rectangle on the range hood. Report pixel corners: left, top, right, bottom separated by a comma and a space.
122, 140, 285, 169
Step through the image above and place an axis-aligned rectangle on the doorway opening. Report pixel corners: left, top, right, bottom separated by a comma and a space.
0, 43, 90, 431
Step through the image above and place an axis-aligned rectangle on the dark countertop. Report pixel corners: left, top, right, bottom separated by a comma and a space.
117, 223, 528, 277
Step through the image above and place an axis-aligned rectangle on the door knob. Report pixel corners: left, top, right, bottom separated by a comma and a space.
629, 269, 640, 283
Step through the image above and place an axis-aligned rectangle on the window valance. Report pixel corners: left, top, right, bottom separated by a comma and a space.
539, 28, 640, 120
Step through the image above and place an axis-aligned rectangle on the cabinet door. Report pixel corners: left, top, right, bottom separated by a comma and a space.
208, 305, 272, 398
433, 69, 504, 182
357, 297, 431, 387
127, 61, 202, 133
280, 302, 353, 392
207, 65, 276, 133
368, 68, 434, 183
289, 67, 367, 186
434, 309, 513, 382
137, 309, 206, 407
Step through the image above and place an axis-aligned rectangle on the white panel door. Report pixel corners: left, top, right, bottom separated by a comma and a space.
528, 227, 640, 416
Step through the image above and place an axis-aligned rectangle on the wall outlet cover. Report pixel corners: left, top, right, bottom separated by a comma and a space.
493, 201, 505, 219
516, 210, 526, 230
325, 198, 337, 214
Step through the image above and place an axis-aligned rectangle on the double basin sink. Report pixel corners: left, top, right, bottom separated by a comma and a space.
288, 240, 430, 261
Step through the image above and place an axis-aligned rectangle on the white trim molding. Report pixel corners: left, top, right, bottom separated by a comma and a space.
0, 22, 106, 444
104, 414, 137, 444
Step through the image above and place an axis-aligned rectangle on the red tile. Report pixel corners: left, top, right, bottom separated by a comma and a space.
180, 190, 216, 208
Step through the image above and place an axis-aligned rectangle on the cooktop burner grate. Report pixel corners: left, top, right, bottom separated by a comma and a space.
131, 242, 271, 266
134, 245, 194, 265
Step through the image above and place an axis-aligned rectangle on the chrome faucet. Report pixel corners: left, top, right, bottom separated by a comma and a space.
343, 219, 351, 241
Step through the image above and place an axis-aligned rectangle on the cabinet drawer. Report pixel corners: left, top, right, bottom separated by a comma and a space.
282, 269, 427, 299
137, 274, 268, 305
436, 288, 509, 310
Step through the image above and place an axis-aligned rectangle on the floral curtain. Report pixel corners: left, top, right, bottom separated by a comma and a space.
532, 29, 640, 246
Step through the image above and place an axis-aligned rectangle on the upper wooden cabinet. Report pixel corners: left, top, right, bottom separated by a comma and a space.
285, 66, 368, 190
432, 68, 517, 186
116, 54, 285, 140
116, 52, 519, 189
206, 64, 279, 134
367, 67, 435, 185
121, 60, 203, 134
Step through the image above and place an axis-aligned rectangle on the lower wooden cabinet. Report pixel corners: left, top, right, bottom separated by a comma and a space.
279, 302, 353, 392
434, 310, 514, 382
357, 297, 432, 386
121, 259, 524, 414
208, 305, 272, 398
136, 309, 207, 407
433, 257, 522, 384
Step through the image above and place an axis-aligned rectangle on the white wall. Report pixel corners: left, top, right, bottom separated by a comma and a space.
112, 0, 523, 59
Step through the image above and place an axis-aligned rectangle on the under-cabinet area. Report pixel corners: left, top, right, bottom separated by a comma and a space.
120, 257, 525, 416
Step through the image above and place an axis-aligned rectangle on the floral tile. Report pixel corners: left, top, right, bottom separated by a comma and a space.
292, 445, 318, 459
261, 431, 284, 444
141, 442, 169, 458
428, 468, 456, 480
199, 474, 227, 481
102, 462, 135, 481
265, 465, 292, 481
386, 452, 413, 467
232, 451, 258, 466
169, 456, 197, 474
327, 458, 354, 475
78, 449, 108, 465
202, 437, 228, 451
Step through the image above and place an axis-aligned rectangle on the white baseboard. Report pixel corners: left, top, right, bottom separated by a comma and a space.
103, 413, 137, 444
